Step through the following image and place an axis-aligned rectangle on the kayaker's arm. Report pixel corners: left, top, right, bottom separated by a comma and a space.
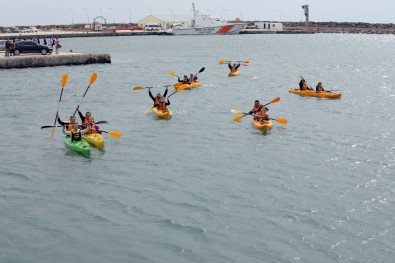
148, 90, 155, 101
57, 116, 65, 126
166, 99, 170, 106
63, 127, 71, 136
163, 87, 168, 97
80, 125, 91, 135
235, 63, 240, 70
228, 63, 232, 70
78, 111, 85, 123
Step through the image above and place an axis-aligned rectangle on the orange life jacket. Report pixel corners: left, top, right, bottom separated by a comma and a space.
158, 101, 168, 111
253, 104, 263, 113
86, 125, 97, 135
301, 83, 308, 90
257, 111, 269, 121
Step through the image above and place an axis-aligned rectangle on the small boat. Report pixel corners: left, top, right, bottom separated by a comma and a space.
152, 107, 173, 120
63, 136, 90, 157
288, 89, 341, 99
228, 70, 240, 77
252, 119, 273, 131
83, 133, 104, 150
173, 82, 201, 90
167, 3, 245, 35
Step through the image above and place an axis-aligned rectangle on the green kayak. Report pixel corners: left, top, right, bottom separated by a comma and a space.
63, 136, 90, 157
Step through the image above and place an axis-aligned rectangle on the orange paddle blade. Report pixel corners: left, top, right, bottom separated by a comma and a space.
133, 86, 144, 90
61, 74, 68, 88
51, 127, 55, 138
275, 118, 288, 125
218, 60, 227, 65
233, 115, 244, 122
108, 131, 122, 138
89, 72, 98, 85
242, 60, 249, 63
270, 97, 280, 104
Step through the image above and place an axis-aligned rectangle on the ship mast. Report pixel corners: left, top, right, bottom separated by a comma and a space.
191, 2, 196, 27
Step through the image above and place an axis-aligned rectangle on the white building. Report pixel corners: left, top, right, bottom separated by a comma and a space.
255, 22, 283, 31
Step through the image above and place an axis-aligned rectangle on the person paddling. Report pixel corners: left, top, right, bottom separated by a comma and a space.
316, 82, 326, 92
57, 114, 77, 131
299, 79, 313, 90
76, 106, 93, 126
86, 116, 102, 135
248, 100, 264, 116
189, 73, 198, 83
148, 86, 168, 107
254, 106, 270, 122
228, 62, 240, 73
63, 123, 90, 142
157, 96, 170, 112
178, 75, 190, 84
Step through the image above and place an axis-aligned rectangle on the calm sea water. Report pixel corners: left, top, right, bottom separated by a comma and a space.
0, 34, 394, 262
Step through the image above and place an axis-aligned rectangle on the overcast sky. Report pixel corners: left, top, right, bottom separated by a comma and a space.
1, 0, 394, 27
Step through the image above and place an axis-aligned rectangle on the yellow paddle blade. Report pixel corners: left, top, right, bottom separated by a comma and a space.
231, 109, 243, 114
144, 107, 152, 115
233, 115, 244, 122
133, 86, 144, 90
51, 127, 55, 138
270, 97, 281, 104
275, 118, 288, 125
108, 131, 122, 138
169, 72, 176, 77
89, 72, 98, 85
218, 60, 226, 65
61, 74, 68, 88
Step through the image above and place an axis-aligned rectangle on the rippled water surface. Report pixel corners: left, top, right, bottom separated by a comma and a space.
0, 34, 394, 262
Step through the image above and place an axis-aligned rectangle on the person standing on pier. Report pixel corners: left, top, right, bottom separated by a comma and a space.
55, 37, 62, 54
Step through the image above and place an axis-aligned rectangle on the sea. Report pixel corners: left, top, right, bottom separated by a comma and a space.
0, 33, 394, 262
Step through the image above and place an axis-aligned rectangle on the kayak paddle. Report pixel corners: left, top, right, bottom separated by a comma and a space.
73, 72, 97, 116
51, 74, 68, 138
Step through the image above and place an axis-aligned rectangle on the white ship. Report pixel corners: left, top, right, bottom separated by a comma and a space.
168, 3, 245, 35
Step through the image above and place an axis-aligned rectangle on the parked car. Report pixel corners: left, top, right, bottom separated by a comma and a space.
13, 40, 53, 55
28, 26, 38, 32
0, 40, 7, 51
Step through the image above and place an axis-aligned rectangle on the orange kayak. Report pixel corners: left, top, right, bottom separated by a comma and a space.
252, 119, 273, 131
289, 89, 341, 99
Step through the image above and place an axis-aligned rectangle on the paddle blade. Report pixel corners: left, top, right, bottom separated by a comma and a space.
242, 63, 249, 67
108, 131, 122, 138
51, 127, 55, 138
61, 74, 68, 88
198, 67, 205, 73
275, 118, 288, 125
169, 72, 176, 77
218, 60, 226, 65
270, 97, 281, 104
89, 72, 98, 85
243, 60, 249, 63
144, 107, 152, 115
133, 86, 144, 90
231, 109, 243, 114
233, 115, 244, 122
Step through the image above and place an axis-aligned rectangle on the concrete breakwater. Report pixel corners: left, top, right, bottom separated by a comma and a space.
0, 53, 111, 69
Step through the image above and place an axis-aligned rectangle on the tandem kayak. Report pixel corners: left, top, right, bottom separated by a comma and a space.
288, 89, 341, 99
152, 107, 173, 120
63, 136, 90, 157
173, 82, 201, 90
228, 70, 240, 77
252, 119, 273, 131
83, 133, 104, 150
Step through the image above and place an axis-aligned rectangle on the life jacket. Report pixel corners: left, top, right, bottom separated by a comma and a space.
71, 129, 82, 142
257, 111, 269, 121
154, 97, 160, 106
158, 101, 168, 111
63, 120, 73, 131
82, 117, 89, 126
253, 104, 263, 113
316, 85, 324, 92
86, 125, 97, 135
301, 83, 308, 90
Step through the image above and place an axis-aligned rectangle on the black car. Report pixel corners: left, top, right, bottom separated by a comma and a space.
13, 40, 53, 55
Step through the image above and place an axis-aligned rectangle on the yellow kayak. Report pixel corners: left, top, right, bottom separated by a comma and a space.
173, 82, 201, 90
252, 119, 273, 131
289, 89, 341, 99
152, 107, 173, 120
228, 70, 240, 77
83, 133, 105, 150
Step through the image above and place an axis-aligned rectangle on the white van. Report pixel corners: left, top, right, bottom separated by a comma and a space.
144, 23, 162, 31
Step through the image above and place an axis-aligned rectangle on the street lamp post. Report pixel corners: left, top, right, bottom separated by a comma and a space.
240, 9, 243, 21
128, 9, 132, 24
